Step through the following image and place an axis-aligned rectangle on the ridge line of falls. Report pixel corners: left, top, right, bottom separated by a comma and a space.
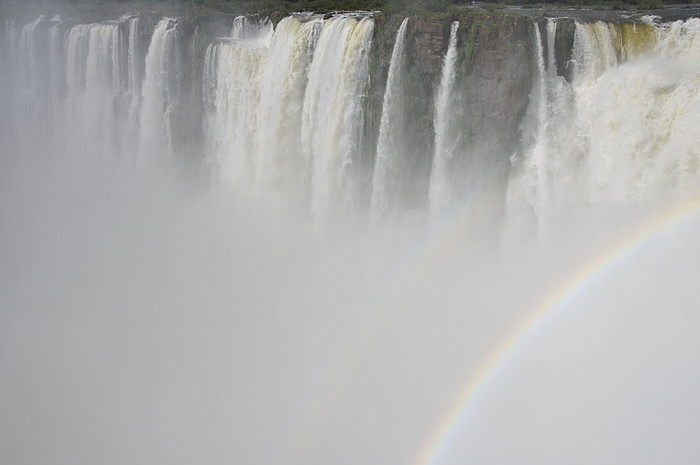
370, 17, 409, 222
3, 13, 700, 226
429, 20, 460, 222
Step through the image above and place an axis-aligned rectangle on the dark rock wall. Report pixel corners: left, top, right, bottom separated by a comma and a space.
452, 14, 533, 206
367, 13, 535, 213
552, 18, 576, 81
401, 16, 451, 211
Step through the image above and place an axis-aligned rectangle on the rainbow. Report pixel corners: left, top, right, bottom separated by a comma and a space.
412, 197, 700, 465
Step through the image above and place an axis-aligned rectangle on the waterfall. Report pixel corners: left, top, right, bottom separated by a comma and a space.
124, 17, 142, 159
10, 16, 50, 157
506, 18, 581, 238
429, 20, 460, 218
575, 18, 700, 204
127, 17, 141, 106
505, 18, 601, 237
0, 14, 192, 168
65, 23, 125, 161
18, 16, 47, 95
203, 25, 268, 188
0, 22, 9, 148
302, 15, 375, 222
518, 21, 550, 235
139, 18, 183, 166
546, 18, 557, 77
256, 14, 322, 205
370, 17, 409, 221
506, 17, 700, 238
48, 19, 65, 112
231, 15, 274, 44
202, 13, 374, 219
571, 21, 619, 85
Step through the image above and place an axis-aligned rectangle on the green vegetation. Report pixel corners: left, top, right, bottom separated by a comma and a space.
464, 22, 480, 64
1, 0, 387, 19
1, 0, 687, 21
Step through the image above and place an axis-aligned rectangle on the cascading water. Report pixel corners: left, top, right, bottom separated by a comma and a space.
47, 17, 65, 130
127, 16, 141, 106
231, 15, 274, 42
64, 22, 125, 161
203, 18, 268, 188
1, 13, 181, 167
429, 20, 460, 220
7, 16, 51, 157
139, 17, 183, 166
203, 13, 374, 219
505, 19, 555, 238
256, 14, 321, 206
507, 17, 700, 239
302, 14, 374, 222
370, 17, 409, 221
574, 19, 700, 204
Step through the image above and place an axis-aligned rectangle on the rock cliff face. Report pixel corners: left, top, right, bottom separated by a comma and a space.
367, 13, 534, 211
550, 18, 576, 80
452, 14, 532, 211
